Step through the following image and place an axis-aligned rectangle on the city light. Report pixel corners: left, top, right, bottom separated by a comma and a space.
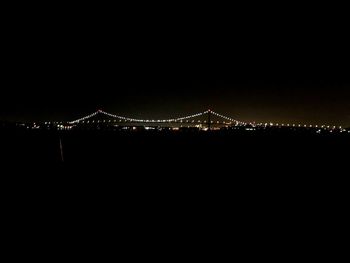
64, 109, 347, 133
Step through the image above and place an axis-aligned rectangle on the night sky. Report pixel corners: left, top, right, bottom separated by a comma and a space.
2, 4, 350, 126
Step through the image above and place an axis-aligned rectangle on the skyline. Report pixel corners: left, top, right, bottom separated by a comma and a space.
2, 102, 349, 128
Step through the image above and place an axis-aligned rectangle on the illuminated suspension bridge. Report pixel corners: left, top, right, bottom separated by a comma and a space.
52, 109, 345, 132
66, 109, 248, 130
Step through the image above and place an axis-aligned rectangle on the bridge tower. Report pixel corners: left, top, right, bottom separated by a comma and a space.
208, 109, 211, 131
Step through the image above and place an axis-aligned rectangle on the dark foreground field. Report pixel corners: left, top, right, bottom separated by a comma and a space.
1, 129, 348, 188
1, 129, 348, 164
1, 129, 348, 258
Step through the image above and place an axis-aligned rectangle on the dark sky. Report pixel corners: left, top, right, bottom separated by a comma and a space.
2, 3, 350, 126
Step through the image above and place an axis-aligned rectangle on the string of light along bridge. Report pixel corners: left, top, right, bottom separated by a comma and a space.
62, 109, 344, 131
68, 109, 244, 125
